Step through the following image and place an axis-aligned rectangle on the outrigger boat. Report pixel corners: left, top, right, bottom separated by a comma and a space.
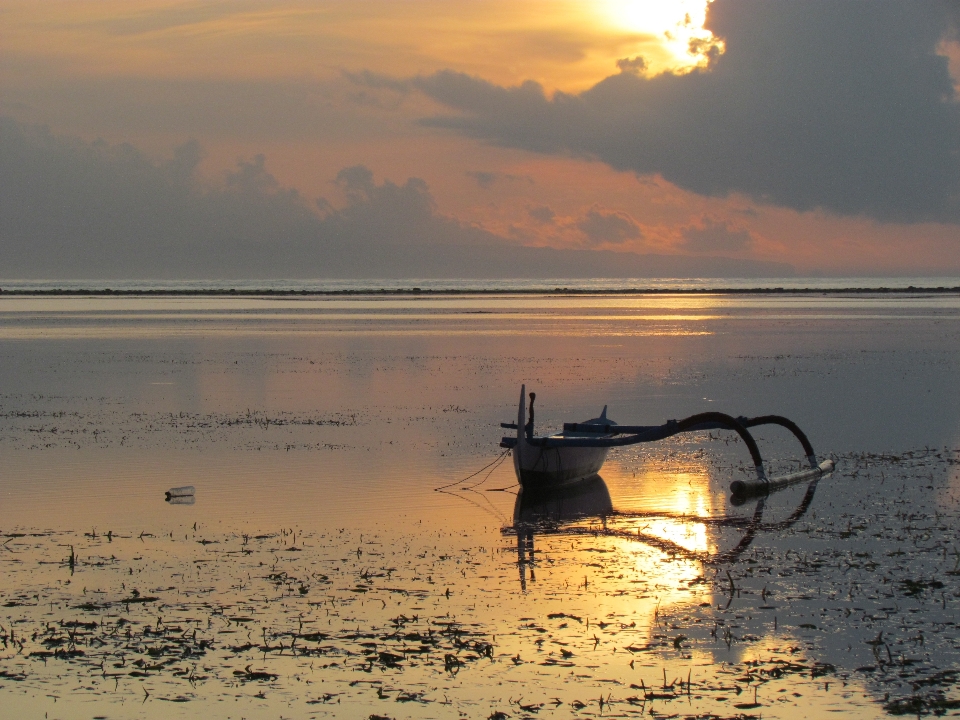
500, 385, 834, 496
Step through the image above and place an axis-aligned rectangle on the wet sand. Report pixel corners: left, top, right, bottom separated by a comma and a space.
1, 293, 960, 718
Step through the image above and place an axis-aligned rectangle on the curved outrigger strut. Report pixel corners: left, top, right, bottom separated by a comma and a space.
500, 386, 834, 495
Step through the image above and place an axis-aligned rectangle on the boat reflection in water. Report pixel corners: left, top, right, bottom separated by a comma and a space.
512, 475, 613, 590
508, 471, 823, 591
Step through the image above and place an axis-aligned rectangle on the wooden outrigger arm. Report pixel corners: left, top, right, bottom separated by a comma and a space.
510, 411, 833, 497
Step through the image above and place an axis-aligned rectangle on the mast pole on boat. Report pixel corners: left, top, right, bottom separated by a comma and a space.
516, 384, 526, 467
526, 392, 535, 438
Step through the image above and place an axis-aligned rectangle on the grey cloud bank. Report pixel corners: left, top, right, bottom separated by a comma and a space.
413, 0, 960, 224
0, 118, 792, 279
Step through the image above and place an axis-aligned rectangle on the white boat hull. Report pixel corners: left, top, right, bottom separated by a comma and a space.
508, 385, 612, 490
513, 443, 609, 489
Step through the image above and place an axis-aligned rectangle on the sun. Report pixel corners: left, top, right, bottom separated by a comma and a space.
599, 0, 723, 72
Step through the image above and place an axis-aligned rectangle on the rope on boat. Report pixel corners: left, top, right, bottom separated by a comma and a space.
461, 450, 512, 490
433, 448, 511, 491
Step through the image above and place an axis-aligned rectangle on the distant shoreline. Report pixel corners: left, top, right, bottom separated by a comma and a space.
2, 286, 960, 296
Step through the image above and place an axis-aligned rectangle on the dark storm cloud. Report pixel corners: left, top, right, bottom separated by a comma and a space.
0, 118, 792, 278
413, 0, 960, 223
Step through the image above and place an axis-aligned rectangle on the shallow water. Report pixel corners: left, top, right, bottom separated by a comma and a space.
3, 275, 960, 292
1, 293, 960, 718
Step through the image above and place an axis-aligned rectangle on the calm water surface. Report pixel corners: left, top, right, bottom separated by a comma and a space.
1, 293, 960, 718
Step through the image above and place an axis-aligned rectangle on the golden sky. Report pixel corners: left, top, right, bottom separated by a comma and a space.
2, 0, 959, 276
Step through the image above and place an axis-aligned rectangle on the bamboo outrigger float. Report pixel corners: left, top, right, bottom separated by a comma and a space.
500, 385, 833, 496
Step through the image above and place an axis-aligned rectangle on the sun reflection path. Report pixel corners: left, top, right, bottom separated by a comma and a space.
636, 471, 715, 554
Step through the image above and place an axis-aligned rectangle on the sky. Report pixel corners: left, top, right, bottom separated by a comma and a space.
2, 0, 960, 278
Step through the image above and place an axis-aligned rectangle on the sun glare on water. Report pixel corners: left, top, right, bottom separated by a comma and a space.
600, 0, 723, 72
